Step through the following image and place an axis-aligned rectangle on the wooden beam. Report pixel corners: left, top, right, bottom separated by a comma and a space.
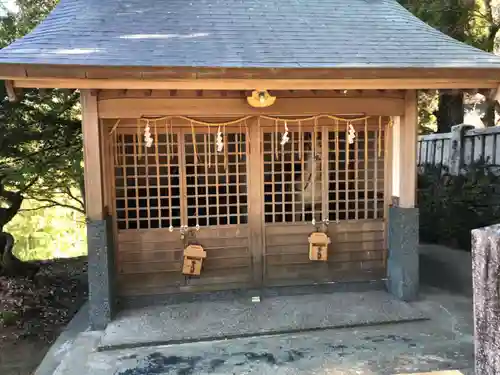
81, 89, 104, 220
98, 97, 405, 118
98, 89, 407, 100
398, 90, 418, 208
10, 78, 500, 90
2, 63, 500, 79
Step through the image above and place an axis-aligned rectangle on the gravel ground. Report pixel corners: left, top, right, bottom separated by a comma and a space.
0, 257, 88, 375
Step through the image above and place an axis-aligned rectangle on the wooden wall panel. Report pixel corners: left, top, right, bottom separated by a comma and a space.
263, 220, 386, 286
116, 227, 253, 296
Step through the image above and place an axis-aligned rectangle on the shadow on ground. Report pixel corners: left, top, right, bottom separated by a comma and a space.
419, 244, 472, 297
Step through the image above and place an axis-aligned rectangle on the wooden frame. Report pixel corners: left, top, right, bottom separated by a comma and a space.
98, 97, 405, 118
10, 77, 500, 90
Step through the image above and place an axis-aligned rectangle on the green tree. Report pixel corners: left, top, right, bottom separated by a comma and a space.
0, 0, 84, 275
401, 0, 500, 131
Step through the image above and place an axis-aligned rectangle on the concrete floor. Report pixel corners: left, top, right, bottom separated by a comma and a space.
52, 287, 474, 375
46, 245, 476, 375
100, 290, 427, 350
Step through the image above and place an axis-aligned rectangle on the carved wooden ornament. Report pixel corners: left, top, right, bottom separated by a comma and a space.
182, 244, 207, 276
308, 232, 331, 261
246, 90, 276, 108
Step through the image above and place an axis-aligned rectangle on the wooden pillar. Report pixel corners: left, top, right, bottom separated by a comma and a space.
399, 90, 418, 208
386, 90, 419, 301
248, 118, 264, 287
81, 89, 104, 219
391, 115, 401, 204
81, 89, 116, 329
392, 91, 417, 207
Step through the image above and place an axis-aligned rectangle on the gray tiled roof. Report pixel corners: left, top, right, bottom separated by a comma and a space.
1, 0, 500, 68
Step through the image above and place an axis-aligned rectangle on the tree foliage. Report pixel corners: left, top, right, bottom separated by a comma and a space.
0, 0, 84, 273
0, 0, 58, 45
418, 161, 500, 250
0, 0, 83, 234
6, 198, 86, 261
400, 0, 500, 52
403, 1, 500, 131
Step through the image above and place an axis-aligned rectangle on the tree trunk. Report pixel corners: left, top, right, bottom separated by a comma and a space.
0, 232, 39, 278
436, 91, 464, 133
0, 183, 39, 277
79, 174, 86, 214
481, 99, 496, 127
0, 184, 24, 232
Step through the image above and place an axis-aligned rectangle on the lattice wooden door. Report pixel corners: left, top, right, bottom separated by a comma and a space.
180, 126, 253, 288
113, 117, 386, 294
260, 117, 387, 286
113, 123, 255, 294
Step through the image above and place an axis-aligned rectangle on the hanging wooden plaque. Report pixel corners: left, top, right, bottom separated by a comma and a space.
182, 244, 207, 276
308, 232, 331, 261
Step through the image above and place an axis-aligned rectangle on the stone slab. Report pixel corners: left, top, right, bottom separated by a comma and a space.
34, 303, 90, 375
119, 280, 386, 309
99, 290, 427, 350
397, 372, 465, 375
53, 332, 102, 375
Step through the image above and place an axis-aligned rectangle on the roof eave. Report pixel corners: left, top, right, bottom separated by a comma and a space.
2, 64, 500, 90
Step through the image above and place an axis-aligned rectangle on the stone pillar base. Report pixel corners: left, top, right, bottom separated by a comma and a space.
87, 217, 116, 330
386, 206, 419, 302
472, 225, 500, 375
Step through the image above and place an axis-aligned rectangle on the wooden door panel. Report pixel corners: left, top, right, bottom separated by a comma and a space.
260, 116, 387, 286
114, 121, 255, 295
181, 127, 254, 289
